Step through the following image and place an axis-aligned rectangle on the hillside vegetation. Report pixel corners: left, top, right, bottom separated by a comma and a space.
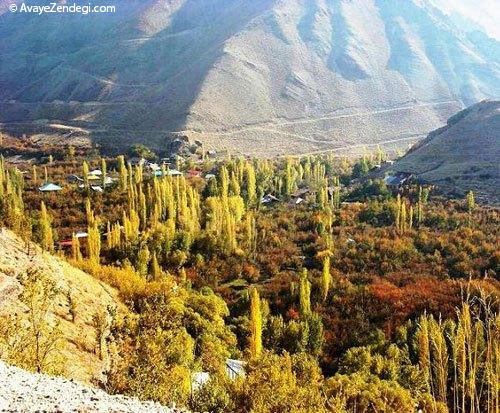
0, 228, 124, 385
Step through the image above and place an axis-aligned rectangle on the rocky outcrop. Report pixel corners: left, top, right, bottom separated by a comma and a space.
0, 361, 186, 413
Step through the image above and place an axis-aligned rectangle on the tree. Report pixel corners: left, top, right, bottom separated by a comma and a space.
87, 220, 101, 269
136, 244, 151, 277
299, 269, 311, 316
71, 233, 82, 261
101, 158, 107, 188
83, 160, 90, 188
32, 165, 37, 184
321, 255, 332, 302
0, 269, 64, 374
245, 163, 257, 207
151, 252, 163, 280
249, 287, 263, 358
117, 155, 128, 190
130, 143, 156, 160
39, 201, 53, 251
466, 190, 475, 214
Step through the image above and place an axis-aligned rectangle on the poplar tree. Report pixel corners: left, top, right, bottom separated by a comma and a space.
245, 163, 257, 207
101, 158, 107, 188
117, 155, 128, 190
87, 220, 101, 268
151, 252, 163, 280
299, 269, 311, 316
83, 160, 90, 188
321, 255, 332, 302
136, 244, 150, 277
249, 287, 263, 359
39, 201, 53, 252
466, 190, 475, 214
400, 202, 407, 233
71, 233, 82, 261
85, 198, 94, 226
395, 194, 401, 230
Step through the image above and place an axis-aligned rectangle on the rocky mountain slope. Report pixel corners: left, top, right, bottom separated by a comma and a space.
393, 100, 499, 203
0, 0, 499, 156
0, 360, 185, 412
0, 228, 123, 385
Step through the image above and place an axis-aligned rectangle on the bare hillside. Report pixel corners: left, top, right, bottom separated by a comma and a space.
0, 228, 123, 385
0, 0, 499, 156
393, 100, 500, 203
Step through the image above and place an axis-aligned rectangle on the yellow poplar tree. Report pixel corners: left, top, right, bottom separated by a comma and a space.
83, 160, 89, 188
321, 255, 332, 302
299, 269, 311, 316
249, 287, 263, 359
71, 233, 82, 261
39, 201, 53, 252
87, 220, 101, 269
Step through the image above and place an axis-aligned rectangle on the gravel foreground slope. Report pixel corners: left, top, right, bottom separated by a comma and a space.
0, 361, 187, 413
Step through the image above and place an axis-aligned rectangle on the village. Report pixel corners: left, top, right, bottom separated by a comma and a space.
7, 151, 413, 249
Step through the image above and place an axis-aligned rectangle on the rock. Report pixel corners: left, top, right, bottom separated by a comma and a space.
0, 361, 189, 413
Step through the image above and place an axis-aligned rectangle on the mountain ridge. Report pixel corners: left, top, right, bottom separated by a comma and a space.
0, 0, 498, 155
393, 100, 500, 203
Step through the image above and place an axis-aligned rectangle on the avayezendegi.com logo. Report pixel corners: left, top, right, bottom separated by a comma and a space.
9, 2, 116, 15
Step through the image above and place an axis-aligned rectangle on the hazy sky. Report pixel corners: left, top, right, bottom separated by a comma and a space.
430, 0, 500, 40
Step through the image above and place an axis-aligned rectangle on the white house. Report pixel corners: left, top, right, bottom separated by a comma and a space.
191, 359, 245, 393
39, 183, 62, 192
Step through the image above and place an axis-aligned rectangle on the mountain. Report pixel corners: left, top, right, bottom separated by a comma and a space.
0, 228, 122, 384
0, 0, 499, 156
393, 100, 499, 203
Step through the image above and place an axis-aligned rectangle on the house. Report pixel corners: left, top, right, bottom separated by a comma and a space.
91, 185, 104, 193
290, 197, 304, 206
128, 157, 146, 167
58, 239, 73, 248
384, 172, 413, 188
291, 188, 311, 199
103, 176, 115, 186
187, 169, 202, 178
154, 169, 183, 177
39, 183, 62, 192
88, 169, 102, 176
67, 174, 84, 184
226, 359, 245, 380
147, 162, 160, 172
261, 194, 279, 205
205, 173, 217, 180
191, 358, 245, 393
75, 232, 88, 239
